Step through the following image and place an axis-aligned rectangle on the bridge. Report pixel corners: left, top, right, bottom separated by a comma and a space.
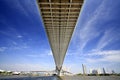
28, 70, 72, 76
37, 0, 84, 75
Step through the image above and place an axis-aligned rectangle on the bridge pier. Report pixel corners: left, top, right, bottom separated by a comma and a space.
56, 66, 62, 76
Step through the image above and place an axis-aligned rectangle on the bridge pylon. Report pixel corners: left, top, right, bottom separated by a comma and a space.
56, 66, 62, 76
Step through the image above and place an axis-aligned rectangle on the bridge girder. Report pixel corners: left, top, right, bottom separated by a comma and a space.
37, 0, 84, 75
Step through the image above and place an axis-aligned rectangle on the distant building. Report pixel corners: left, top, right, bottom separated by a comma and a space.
89, 68, 102, 75
97, 68, 102, 74
12, 71, 20, 75
112, 70, 115, 74
103, 68, 106, 74
82, 64, 87, 75
0, 69, 5, 72
92, 69, 98, 74
89, 69, 92, 74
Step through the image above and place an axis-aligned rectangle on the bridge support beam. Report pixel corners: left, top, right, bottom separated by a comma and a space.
56, 66, 62, 76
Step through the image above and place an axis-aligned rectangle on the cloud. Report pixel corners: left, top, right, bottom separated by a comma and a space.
0, 64, 52, 71
12, 41, 17, 45
17, 35, 23, 38
97, 28, 120, 50
47, 50, 53, 56
0, 27, 23, 39
86, 50, 120, 63
3, 0, 39, 20
4, 0, 28, 17
87, 50, 120, 56
72, 0, 120, 55
0, 47, 7, 52
27, 54, 42, 58
84, 26, 120, 55
27, 49, 52, 58
73, 0, 109, 51
8, 42, 29, 50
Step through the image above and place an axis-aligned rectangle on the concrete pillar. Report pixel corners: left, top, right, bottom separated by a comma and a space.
56, 66, 62, 76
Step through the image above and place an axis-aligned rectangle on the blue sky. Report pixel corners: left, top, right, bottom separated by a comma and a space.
0, 0, 120, 74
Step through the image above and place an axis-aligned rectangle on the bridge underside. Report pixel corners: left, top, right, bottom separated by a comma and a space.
37, 0, 83, 75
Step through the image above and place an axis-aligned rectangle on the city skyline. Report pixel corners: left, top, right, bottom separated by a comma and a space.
0, 0, 120, 74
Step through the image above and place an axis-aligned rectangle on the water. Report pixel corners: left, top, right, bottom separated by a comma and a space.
0, 76, 120, 80
0, 76, 59, 80
61, 76, 120, 80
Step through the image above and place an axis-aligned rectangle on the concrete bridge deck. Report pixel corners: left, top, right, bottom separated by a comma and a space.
37, 0, 84, 75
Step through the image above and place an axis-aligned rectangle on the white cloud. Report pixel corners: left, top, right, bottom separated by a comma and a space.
12, 41, 17, 45
27, 54, 41, 58
4, 0, 39, 21
73, 0, 110, 51
0, 64, 53, 71
27, 49, 52, 58
0, 27, 23, 39
86, 50, 120, 63
17, 35, 23, 38
27, 53, 50, 58
9, 45, 29, 50
103, 54, 120, 62
97, 28, 120, 50
4, 0, 28, 17
0, 47, 7, 52
88, 50, 120, 56
72, 0, 120, 57
47, 50, 53, 56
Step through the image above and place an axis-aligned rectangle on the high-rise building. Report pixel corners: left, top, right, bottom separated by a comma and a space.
89, 69, 93, 74
97, 68, 101, 74
103, 68, 106, 75
82, 64, 87, 75
92, 69, 98, 74
112, 70, 115, 74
